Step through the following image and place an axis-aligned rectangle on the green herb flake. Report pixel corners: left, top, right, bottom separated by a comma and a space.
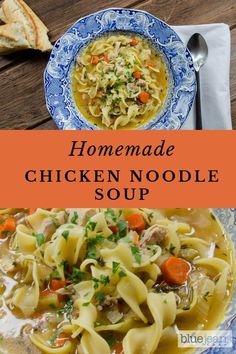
62, 230, 69, 241
203, 291, 212, 302
119, 270, 127, 278
131, 245, 141, 264
95, 292, 106, 304
92, 277, 100, 289
49, 329, 61, 346
104, 335, 116, 348
71, 211, 78, 224
66, 267, 87, 283
1, 230, 14, 237
100, 274, 110, 286
57, 299, 73, 317
105, 208, 117, 222
36, 233, 45, 247
112, 261, 120, 274
117, 220, 128, 239
82, 302, 90, 307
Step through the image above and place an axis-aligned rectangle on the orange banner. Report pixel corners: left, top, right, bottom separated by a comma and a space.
0, 131, 235, 207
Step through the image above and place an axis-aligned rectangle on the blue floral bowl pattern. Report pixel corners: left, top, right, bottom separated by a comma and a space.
44, 8, 196, 130
196, 209, 236, 354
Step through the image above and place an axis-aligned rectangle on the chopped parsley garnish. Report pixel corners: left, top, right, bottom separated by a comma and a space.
117, 220, 128, 239
112, 261, 120, 274
71, 211, 78, 224
49, 329, 61, 346
36, 233, 45, 246
147, 212, 154, 223
86, 234, 104, 260
131, 245, 141, 264
82, 302, 90, 307
85, 221, 97, 237
62, 230, 69, 241
1, 231, 14, 237
51, 216, 60, 228
92, 277, 100, 289
66, 267, 87, 283
58, 299, 73, 317
104, 335, 116, 348
95, 292, 106, 304
92, 275, 110, 289
105, 208, 117, 222
119, 270, 127, 278
100, 275, 110, 286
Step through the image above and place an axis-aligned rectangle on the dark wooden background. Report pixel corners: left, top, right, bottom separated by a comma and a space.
1, 0, 236, 130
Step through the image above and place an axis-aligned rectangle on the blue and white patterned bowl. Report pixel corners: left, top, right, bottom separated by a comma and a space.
198, 209, 236, 354
44, 8, 197, 130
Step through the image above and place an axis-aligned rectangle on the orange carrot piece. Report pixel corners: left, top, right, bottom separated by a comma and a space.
138, 91, 150, 104
132, 232, 140, 246
130, 38, 138, 46
115, 343, 124, 354
133, 71, 141, 79
91, 55, 100, 64
0, 216, 16, 238
126, 214, 146, 232
161, 256, 190, 285
104, 53, 109, 62
50, 279, 66, 291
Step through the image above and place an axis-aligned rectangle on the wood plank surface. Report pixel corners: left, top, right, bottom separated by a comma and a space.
0, 0, 235, 129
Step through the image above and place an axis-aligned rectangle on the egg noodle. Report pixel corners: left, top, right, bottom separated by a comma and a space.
0, 208, 235, 354
72, 34, 168, 130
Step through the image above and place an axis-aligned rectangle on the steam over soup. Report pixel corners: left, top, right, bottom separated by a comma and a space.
0, 208, 235, 354
72, 34, 168, 130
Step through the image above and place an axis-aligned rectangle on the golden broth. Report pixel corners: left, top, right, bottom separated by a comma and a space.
72, 34, 168, 130
0, 209, 235, 354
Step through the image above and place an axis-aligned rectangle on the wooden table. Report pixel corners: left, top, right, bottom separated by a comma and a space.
1, 0, 236, 130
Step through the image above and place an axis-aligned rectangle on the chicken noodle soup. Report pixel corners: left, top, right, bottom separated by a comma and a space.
0, 208, 235, 354
72, 34, 168, 129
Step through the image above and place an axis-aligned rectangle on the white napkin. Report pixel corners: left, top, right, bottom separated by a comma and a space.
171, 24, 232, 130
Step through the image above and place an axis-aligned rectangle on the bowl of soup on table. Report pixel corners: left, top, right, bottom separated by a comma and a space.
44, 8, 196, 130
0, 208, 235, 354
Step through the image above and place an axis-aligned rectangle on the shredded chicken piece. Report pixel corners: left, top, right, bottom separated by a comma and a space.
140, 224, 167, 247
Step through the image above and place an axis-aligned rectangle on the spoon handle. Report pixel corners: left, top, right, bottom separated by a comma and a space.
195, 71, 202, 130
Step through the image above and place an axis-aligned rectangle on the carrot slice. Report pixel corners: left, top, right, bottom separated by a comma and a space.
126, 214, 146, 232
130, 38, 138, 46
50, 279, 66, 291
161, 256, 191, 285
138, 91, 150, 104
91, 55, 100, 64
115, 343, 124, 354
132, 231, 140, 246
0, 216, 16, 238
104, 53, 109, 62
133, 71, 141, 79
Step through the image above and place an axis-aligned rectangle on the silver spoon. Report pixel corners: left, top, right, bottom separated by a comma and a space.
187, 33, 208, 130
